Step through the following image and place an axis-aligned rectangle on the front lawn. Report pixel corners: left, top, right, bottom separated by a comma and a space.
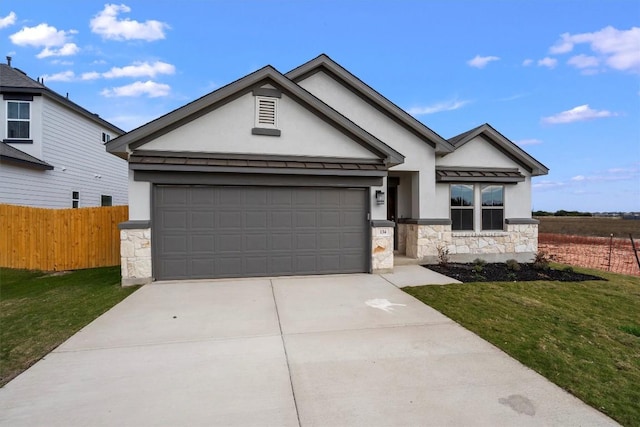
404, 267, 640, 426
0, 267, 138, 387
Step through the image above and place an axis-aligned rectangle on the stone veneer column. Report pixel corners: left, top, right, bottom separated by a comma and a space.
404, 219, 453, 261
118, 220, 153, 286
371, 220, 394, 273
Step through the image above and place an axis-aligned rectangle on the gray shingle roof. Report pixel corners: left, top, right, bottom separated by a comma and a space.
0, 64, 46, 89
0, 142, 54, 170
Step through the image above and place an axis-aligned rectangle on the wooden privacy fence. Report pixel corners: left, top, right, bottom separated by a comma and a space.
0, 204, 128, 271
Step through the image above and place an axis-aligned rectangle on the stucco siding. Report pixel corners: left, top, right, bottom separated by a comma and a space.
437, 135, 525, 169
297, 71, 437, 217
140, 92, 378, 159
0, 97, 127, 208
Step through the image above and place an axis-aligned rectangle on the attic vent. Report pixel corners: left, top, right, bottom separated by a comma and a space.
256, 96, 277, 128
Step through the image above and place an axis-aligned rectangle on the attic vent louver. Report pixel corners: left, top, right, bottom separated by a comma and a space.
256, 97, 277, 128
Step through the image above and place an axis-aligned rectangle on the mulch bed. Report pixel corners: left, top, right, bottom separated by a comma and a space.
424, 262, 605, 283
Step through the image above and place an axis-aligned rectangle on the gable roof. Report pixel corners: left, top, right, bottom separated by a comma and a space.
0, 63, 124, 135
447, 123, 549, 176
0, 142, 54, 170
286, 54, 455, 154
106, 65, 405, 167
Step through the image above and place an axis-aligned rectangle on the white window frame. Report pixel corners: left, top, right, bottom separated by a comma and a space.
254, 96, 278, 129
6, 101, 31, 140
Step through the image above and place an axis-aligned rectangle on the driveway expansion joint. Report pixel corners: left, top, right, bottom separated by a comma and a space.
270, 279, 302, 427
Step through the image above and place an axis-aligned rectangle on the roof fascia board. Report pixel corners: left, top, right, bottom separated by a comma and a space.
286, 55, 455, 154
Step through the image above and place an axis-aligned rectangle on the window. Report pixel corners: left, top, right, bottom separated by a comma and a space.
481, 185, 504, 230
255, 96, 277, 129
72, 191, 79, 208
101, 195, 112, 206
451, 184, 474, 231
102, 132, 110, 142
7, 101, 30, 139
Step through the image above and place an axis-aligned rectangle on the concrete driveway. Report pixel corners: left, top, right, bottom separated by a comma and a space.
0, 267, 616, 426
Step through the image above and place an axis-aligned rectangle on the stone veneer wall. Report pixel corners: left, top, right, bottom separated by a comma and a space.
371, 226, 394, 273
404, 223, 538, 263
120, 228, 152, 286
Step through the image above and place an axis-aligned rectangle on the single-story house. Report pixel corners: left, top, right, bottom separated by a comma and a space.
106, 54, 548, 285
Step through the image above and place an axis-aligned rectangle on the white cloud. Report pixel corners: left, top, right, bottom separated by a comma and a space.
90, 4, 169, 41
41, 70, 75, 82
532, 180, 565, 190
570, 167, 639, 183
81, 71, 101, 80
537, 57, 557, 69
549, 26, 640, 73
9, 23, 79, 58
571, 175, 585, 181
407, 98, 471, 115
0, 11, 16, 28
467, 55, 500, 69
542, 104, 617, 124
10, 23, 76, 47
515, 138, 543, 146
101, 80, 170, 97
36, 43, 79, 58
567, 54, 599, 69
522, 59, 533, 66
103, 61, 175, 78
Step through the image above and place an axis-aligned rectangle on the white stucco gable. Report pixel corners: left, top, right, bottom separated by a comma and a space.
437, 135, 530, 172
140, 90, 379, 159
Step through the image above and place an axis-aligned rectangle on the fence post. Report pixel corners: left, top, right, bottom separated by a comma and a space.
630, 234, 640, 272
607, 234, 613, 271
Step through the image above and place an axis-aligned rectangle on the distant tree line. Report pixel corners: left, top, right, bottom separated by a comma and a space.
533, 210, 593, 217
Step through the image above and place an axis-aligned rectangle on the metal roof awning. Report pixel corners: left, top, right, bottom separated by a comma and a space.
0, 142, 54, 170
436, 167, 525, 183
129, 151, 388, 177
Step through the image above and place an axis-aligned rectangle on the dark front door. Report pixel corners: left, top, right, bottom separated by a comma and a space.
387, 185, 398, 250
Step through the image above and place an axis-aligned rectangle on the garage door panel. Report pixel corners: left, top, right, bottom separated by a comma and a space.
162, 235, 188, 253
245, 234, 268, 251
218, 211, 242, 228
271, 233, 293, 250
271, 256, 293, 275
271, 212, 292, 228
190, 211, 214, 229
245, 211, 268, 228
191, 259, 214, 278
295, 211, 317, 227
162, 211, 188, 230
154, 186, 367, 280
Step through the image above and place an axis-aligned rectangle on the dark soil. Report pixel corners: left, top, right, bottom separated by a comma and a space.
424, 262, 605, 283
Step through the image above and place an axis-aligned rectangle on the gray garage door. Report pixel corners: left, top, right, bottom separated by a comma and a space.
154, 185, 368, 280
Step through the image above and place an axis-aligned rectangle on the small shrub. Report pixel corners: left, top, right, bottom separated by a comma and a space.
473, 258, 487, 267
563, 266, 574, 274
437, 245, 450, 267
507, 272, 518, 281
506, 259, 521, 271
533, 251, 551, 271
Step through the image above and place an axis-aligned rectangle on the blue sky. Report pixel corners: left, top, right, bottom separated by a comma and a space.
2, 1, 639, 212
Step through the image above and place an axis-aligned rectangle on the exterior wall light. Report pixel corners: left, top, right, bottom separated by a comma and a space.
375, 190, 385, 205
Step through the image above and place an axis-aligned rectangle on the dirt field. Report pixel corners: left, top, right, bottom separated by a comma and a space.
536, 216, 640, 238
536, 216, 640, 240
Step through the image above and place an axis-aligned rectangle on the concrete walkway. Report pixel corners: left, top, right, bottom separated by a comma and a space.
0, 268, 616, 426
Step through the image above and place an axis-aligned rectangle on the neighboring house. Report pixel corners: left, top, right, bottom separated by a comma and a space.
0, 59, 127, 208
107, 54, 548, 285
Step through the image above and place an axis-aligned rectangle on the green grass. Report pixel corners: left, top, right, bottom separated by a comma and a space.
404, 267, 640, 427
0, 267, 138, 387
